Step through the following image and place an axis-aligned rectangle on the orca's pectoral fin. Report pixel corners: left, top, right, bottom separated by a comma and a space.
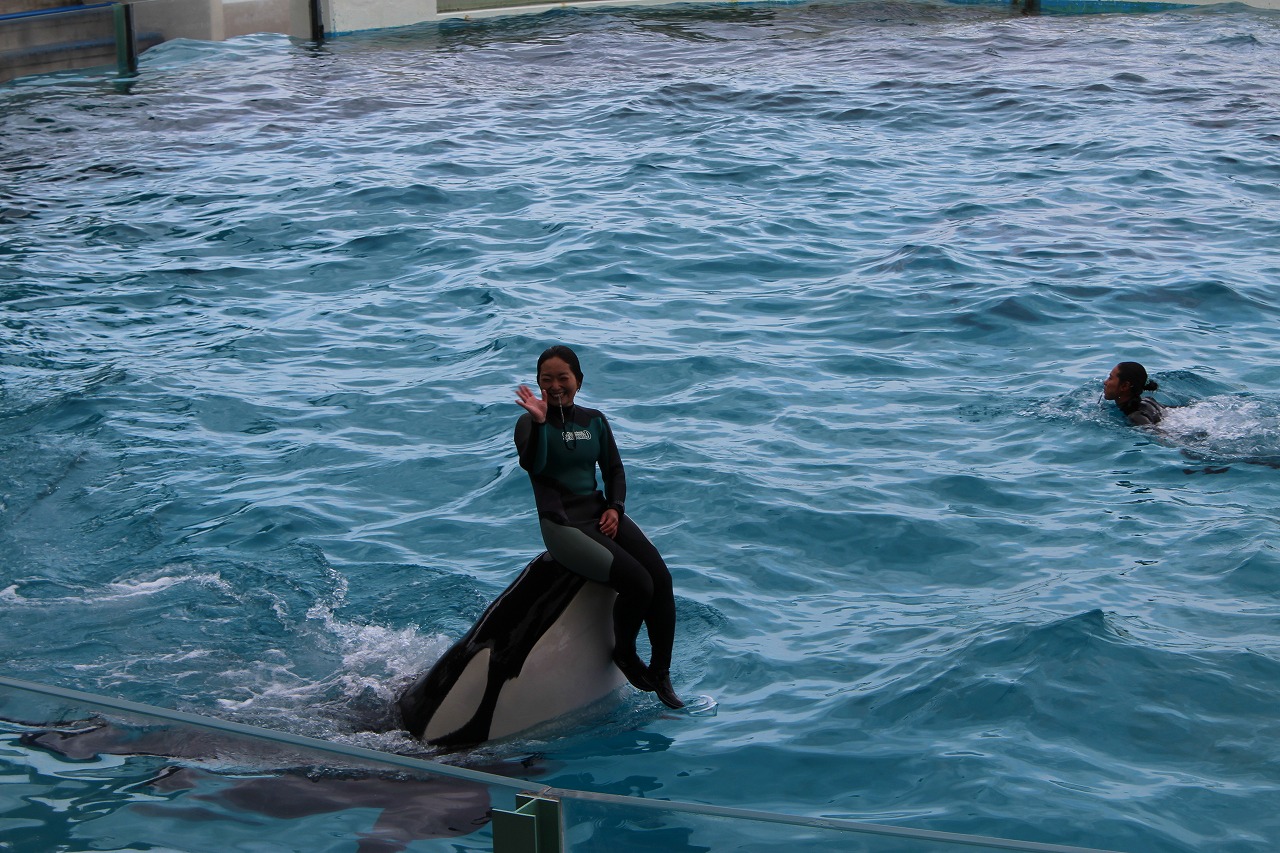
427, 672, 509, 748
397, 640, 488, 739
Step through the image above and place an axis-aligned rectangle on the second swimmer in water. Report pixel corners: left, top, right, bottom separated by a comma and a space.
1103, 361, 1165, 426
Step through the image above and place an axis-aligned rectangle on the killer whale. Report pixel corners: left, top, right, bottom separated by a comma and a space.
397, 552, 626, 747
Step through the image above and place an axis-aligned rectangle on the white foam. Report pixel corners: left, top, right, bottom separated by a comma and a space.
101, 567, 234, 602
1158, 398, 1280, 458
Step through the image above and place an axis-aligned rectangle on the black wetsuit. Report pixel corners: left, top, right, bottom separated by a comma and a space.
514, 405, 676, 673
1118, 396, 1164, 426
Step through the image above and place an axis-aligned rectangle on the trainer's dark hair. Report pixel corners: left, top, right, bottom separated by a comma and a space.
1117, 361, 1158, 393
538, 345, 584, 384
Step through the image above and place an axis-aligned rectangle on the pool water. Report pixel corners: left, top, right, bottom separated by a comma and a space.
3, 1, 1280, 850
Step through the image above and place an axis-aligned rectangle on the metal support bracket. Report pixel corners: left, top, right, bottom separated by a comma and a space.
492, 792, 563, 853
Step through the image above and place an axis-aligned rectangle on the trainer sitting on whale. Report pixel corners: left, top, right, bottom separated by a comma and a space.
514, 345, 684, 710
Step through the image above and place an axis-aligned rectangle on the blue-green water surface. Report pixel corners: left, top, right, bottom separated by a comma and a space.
3, 1, 1280, 850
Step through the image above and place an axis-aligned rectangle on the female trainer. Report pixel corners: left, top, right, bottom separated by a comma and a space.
514, 345, 683, 709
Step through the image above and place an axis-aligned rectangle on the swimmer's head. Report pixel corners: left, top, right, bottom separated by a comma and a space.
536, 345, 585, 409
1104, 361, 1157, 402
537, 345, 584, 385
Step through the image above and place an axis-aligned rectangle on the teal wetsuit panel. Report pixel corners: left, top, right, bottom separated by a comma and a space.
515, 405, 626, 526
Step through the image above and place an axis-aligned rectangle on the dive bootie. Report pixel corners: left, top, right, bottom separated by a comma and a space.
613, 649, 654, 692
650, 669, 685, 710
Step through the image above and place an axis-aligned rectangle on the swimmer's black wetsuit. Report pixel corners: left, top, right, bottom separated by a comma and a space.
514, 405, 676, 675
1118, 396, 1164, 426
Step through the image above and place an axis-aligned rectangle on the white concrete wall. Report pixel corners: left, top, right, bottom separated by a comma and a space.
130, 0, 224, 42
323, 0, 438, 34
222, 0, 293, 36
127, 0, 311, 41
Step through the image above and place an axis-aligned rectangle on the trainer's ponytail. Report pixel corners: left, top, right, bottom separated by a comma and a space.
1116, 361, 1153, 396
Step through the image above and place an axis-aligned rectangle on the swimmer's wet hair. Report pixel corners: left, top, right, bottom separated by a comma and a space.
1117, 361, 1158, 393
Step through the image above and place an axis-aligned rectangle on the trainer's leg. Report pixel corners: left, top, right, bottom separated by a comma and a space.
612, 516, 683, 709
611, 517, 676, 670
538, 518, 656, 691
538, 517, 613, 582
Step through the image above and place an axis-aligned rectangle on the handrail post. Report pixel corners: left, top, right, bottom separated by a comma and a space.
309, 0, 324, 42
113, 1, 137, 75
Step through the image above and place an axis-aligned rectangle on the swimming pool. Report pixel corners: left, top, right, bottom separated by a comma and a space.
3, 1, 1280, 850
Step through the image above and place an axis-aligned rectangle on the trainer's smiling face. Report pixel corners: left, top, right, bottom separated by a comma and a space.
538, 356, 580, 408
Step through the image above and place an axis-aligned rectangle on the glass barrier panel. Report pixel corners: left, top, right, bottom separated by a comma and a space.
0, 677, 522, 853
2, 677, 1122, 853
557, 791, 1122, 853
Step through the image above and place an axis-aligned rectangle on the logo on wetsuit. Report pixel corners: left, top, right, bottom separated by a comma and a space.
562, 429, 592, 441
